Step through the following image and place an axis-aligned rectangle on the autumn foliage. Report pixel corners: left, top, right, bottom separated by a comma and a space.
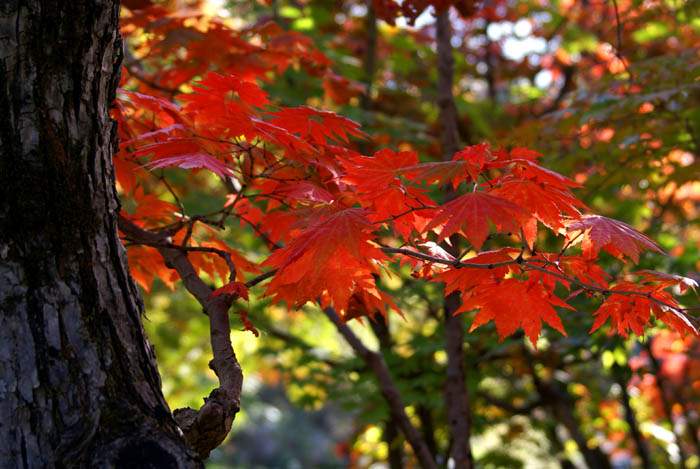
115, 3, 698, 351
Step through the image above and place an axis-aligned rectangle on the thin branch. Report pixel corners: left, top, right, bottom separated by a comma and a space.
369, 312, 406, 469
322, 306, 437, 469
521, 262, 699, 323
613, 366, 654, 469
644, 340, 689, 467
159, 171, 186, 215
128, 69, 184, 96
380, 246, 700, 324
265, 326, 342, 368
611, 0, 626, 66
119, 233, 238, 284
234, 213, 282, 250
123, 45, 184, 96
525, 349, 612, 469
245, 269, 278, 288
381, 246, 520, 270
373, 205, 439, 225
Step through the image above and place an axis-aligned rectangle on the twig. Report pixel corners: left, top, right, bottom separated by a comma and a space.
245, 269, 278, 288
233, 213, 282, 250
373, 205, 439, 225
160, 171, 186, 215
611, 0, 626, 66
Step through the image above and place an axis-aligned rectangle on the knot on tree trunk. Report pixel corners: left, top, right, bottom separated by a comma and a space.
174, 340, 242, 460
174, 381, 240, 459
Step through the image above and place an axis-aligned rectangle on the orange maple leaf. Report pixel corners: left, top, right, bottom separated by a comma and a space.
267, 106, 368, 145
401, 159, 481, 190
461, 278, 572, 347
590, 278, 699, 338
491, 180, 584, 232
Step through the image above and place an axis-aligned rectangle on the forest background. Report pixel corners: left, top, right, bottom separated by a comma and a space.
115, 0, 700, 468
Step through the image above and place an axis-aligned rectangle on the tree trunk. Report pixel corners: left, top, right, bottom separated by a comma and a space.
0, 1, 199, 466
436, 11, 475, 469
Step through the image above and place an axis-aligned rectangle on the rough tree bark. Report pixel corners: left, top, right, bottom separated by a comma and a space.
0, 1, 200, 466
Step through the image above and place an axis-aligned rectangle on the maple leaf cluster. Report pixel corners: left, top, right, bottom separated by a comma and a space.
374, 0, 480, 25
115, 4, 698, 348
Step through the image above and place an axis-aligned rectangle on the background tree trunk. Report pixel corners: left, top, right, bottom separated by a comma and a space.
436, 10, 475, 469
0, 1, 199, 466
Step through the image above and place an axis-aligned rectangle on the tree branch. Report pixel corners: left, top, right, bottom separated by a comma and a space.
380, 246, 699, 324
525, 349, 612, 469
118, 215, 242, 459
265, 326, 342, 368
645, 340, 690, 466
123, 44, 184, 96
369, 316, 405, 469
322, 306, 437, 469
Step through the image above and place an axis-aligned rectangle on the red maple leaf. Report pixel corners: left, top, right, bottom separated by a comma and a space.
491, 180, 584, 232
322, 72, 365, 105
210, 281, 249, 300
461, 278, 572, 347
590, 282, 654, 337
143, 152, 235, 178
263, 207, 387, 313
341, 148, 418, 192
271, 182, 336, 205
341, 288, 404, 323
434, 248, 520, 295
531, 253, 611, 292
232, 309, 259, 337
185, 72, 270, 108
267, 106, 368, 145
634, 270, 699, 294
401, 159, 481, 190
565, 215, 664, 263
424, 192, 528, 250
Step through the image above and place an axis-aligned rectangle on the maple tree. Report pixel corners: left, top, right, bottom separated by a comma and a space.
2, 0, 698, 466
110, 0, 700, 466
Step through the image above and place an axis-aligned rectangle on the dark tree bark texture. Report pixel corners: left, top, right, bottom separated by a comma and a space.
0, 1, 199, 466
